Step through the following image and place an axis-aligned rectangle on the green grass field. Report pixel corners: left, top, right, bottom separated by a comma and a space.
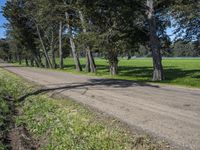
59, 58, 200, 88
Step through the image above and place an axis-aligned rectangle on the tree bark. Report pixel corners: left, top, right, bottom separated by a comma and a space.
65, 11, 82, 71
30, 58, 34, 67
109, 60, 118, 76
33, 53, 43, 68
79, 11, 96, 73
108, 51, 118, 76
45, 56, 49, 68
147, 0, 164, 81
59, 21, 64, 69
51, 50, 57, 69
25, 58, 29, 66
50, 31, 57, 69
35, 23, 52, 69
18, 55, 22, 65
85, 51, 90, 72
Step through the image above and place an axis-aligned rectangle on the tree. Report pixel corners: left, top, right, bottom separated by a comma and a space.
63, 0, 82, 71
146, 0, 164, 80
78, 10, 96, 73
3, 1, 44, 67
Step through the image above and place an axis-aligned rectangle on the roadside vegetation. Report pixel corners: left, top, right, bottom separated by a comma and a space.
0, 69, 171, 149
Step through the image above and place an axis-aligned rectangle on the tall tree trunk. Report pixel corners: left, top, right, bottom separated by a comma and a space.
45, 56, 49, 68
147, 0, 164, 81
50, 46, 57, 69
109, 60, 118, 76
35, 23, 52, 69
108, 50, 118, 76
50, 31, 57, 69
34, 55, 43, 68
79, 11, 96, 73
59, 21, 64, 69
87, 47, 96, 72
30, 58, 34, 67
18, 55, 22, 65
25, 57, 29, 66
65, 12, 82, 71
85, 51, 90, 72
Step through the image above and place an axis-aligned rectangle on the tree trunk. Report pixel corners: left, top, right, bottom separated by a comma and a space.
85, 51, 90, 72
34, 55, 43, 68
108, 51, 118, 76
147, 0, 164, 81
65, 12, 82, 71
51, 48, 57, 69
34, 59, 39, 67
59, 21, 64, 69
87, 47, 96, 73
30, 58, 34, 67
50, 31, 57, 69
45, 56, 49, 68
25, 58, 29, 66
109, 60, 118, 76
79, 11, 96, 73
18, 56, 22, 65
35, 23, 52, 69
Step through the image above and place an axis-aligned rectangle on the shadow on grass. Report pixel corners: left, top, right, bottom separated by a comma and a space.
65, 63, 200, 82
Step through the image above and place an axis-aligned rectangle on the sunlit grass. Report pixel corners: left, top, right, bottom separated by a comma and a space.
60, 58, 200, 88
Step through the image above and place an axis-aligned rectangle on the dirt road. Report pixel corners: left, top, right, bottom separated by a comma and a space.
1, 64, 200, 150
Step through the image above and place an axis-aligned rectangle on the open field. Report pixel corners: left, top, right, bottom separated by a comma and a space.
0, 68, 170, 150
58, 58, 200, 88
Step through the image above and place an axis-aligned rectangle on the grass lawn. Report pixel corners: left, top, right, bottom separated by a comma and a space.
59, 58, 200, 88
0, 69, 170, 150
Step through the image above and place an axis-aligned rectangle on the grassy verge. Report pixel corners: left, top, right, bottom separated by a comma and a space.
0, 94, 9, 150
0, 69, 171, 150
0, 69, 32, 150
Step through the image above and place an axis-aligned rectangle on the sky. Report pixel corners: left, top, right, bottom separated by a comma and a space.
0, 0, 7, 38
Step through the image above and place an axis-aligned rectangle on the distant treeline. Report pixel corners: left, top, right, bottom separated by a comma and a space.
135, 40, 200, 57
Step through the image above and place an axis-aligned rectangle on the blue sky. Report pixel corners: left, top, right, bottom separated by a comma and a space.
0, 0, 7, 38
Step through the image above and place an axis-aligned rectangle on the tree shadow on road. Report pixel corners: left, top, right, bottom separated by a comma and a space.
17, 78, 160, 102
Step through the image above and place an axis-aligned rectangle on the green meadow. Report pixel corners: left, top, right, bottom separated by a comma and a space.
59, 58, 200, 88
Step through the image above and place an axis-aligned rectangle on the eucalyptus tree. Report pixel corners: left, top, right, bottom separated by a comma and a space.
3, 0, 44, 67
144, 0, 199, 80
76, 0, 146, 75
78, 10, 96, 73
24, 0, 61, 69
63, 0, 82, 71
